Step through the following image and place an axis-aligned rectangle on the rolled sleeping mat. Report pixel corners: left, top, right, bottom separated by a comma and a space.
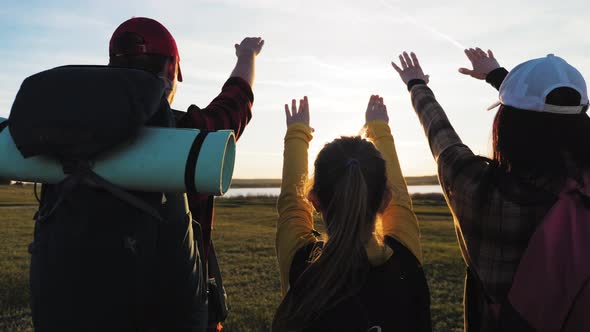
0, 117, 236, 195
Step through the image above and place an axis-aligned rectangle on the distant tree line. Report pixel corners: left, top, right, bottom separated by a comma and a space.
0, 177, 11, 185
411, 192, 446, 205
230, 175, 440, 188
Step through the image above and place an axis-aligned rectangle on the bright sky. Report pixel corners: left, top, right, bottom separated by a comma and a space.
1, 0, 588, 178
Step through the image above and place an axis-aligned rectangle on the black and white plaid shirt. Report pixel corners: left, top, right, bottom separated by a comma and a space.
409, 72, 560, 329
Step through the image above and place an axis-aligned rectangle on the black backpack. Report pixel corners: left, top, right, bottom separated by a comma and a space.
6, 65, 209, 331
276, 236, 432, 332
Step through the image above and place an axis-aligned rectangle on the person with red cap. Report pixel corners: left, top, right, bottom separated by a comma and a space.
109, 17, 264, 331
28, 17, 262, 332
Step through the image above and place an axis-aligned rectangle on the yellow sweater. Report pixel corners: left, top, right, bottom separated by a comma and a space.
275, 121, 423, 295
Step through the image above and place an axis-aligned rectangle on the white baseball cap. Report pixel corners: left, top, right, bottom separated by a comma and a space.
487, 54, 589, 114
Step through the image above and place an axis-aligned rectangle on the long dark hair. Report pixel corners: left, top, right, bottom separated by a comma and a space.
273, 136, 388, 331
491, 87, 590, 181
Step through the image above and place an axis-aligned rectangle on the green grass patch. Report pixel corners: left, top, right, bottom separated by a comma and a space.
0, 205, 35, 332
0, 187, 463, 332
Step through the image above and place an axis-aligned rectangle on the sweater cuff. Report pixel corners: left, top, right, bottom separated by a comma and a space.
407, 79, 427, 91
285, 123, 313, 141
485, 67, 509, 91
365, 120, 391, 141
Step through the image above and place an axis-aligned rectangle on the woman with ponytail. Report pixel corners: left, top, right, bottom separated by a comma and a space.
273, 95, 432, 331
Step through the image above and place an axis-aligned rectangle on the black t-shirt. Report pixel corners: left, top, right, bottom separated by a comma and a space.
287, 236, 432, 332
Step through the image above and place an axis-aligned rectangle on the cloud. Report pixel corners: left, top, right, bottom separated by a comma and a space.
179, 39, 233, 56
2, 0, 587, 178
268, 55, 348, 73
257, 79, 327, 90
376, 0, 465, 50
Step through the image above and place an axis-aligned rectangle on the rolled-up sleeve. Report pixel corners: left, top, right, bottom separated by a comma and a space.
176, 77, 253, 140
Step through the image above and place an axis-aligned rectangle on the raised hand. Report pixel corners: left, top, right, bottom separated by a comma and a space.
391, 52, 430, 85
235, 37, 264, 57
365, 95, 389, 124
285, 96, 311, 128
458, 48, 500, 80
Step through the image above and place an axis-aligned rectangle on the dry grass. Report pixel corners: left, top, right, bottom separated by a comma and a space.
0, 186, 463, 332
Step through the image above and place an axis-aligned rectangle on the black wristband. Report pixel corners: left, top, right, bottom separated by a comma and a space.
407, 79, 427, 91
485, 67, 509, 91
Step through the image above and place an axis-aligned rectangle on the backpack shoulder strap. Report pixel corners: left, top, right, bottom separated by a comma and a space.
208, 240, 229, 323
35, 172, 85, 222
82, 170, 163, 221
191, 220, 209, 304
289, 239, 324, 288
208, 242, 224, 291
36, 164, 163, 223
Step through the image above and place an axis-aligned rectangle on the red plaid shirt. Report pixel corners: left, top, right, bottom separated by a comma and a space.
176, 77, 253, 259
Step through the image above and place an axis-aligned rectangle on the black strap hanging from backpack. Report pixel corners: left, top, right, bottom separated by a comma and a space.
32, 157, 164, 224
208, 241, 229, 323
0, 120, 8, 133
204, 195, 229, 325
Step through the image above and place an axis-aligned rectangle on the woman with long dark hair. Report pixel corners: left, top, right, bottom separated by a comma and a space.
273, 95, 432, 331
391, 50, 590, 331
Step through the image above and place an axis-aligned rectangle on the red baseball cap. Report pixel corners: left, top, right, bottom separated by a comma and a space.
109, 17, 183, 82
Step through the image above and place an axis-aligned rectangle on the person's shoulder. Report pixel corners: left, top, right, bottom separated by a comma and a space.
171, 109, 189, 119
487, 168, 558, 205
379, 236, 422, 268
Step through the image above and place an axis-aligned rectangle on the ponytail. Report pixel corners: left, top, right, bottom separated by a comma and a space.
273, 137, 387, 331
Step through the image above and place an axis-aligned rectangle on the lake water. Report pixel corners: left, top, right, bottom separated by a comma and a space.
222, 185, 442, 198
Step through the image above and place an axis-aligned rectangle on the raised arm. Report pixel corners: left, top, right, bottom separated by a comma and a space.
392, 52, 493, 254
458, 47, 507, 91
391, 51, 474, 163
231, 37, 264, 87
276, 97, 316, 295
175, 37, 264, 261
175, 37, 264, 140
364, 95, 423, 263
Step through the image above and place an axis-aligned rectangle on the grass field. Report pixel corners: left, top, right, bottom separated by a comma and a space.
0, 185, 463, 332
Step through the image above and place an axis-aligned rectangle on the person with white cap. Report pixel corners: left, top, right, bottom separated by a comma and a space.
391, 49, 590, 331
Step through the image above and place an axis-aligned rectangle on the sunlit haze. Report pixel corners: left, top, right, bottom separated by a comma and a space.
1, 0, 588, 178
